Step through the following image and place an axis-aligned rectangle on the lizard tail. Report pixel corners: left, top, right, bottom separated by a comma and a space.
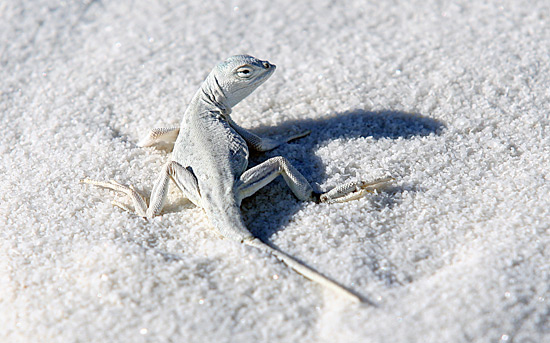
245, 238, 369, 304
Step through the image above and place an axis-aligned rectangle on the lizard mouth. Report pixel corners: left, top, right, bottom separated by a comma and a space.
253, 65, 276, 86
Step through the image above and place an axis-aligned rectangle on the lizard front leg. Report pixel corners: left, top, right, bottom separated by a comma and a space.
227, 116, 309, 152
81, 161, 200, 219
138, 126, 180, 147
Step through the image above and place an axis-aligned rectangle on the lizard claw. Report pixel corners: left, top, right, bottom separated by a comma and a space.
357, 176, 395, 192
319, 176, 394, 203
80, 178, 148, 217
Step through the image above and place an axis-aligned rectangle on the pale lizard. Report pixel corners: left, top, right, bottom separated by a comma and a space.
81, 55, 392, 303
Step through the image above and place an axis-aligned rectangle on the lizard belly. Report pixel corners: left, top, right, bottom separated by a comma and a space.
171, 112, 252, 241
172, 111, 249, 202
174, 114, 248, 174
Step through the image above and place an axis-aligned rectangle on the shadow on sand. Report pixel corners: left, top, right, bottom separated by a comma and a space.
241, 109, 444, 241
138, 109, 444, 301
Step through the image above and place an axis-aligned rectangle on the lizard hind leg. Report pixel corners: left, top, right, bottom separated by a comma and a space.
80, 179, 149, 217
236, 157, 393, 205
318, 177, 394, 204
81, 161, 200, 219
236, 156, 316, 203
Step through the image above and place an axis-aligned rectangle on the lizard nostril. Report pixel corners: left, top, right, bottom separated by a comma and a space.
262, 62, 270, 69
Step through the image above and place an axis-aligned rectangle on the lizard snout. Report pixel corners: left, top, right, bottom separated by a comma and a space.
262, 61, 275, 69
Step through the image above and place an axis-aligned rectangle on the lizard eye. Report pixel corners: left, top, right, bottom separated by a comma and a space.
236, 66, 253, 78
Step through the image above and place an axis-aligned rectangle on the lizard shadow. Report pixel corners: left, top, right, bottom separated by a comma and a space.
140, 109, 443, 297
240, 109, 444, 241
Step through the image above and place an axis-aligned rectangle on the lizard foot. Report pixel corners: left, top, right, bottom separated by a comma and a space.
80, 178, 148, 218
317, 176, 394, 204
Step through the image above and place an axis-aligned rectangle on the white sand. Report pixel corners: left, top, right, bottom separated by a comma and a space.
1, 1, 549, 342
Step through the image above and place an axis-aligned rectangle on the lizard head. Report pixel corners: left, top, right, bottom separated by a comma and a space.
212, 55, 276, 108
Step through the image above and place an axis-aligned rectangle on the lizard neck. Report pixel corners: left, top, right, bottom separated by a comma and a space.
199, 73, 232, 116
